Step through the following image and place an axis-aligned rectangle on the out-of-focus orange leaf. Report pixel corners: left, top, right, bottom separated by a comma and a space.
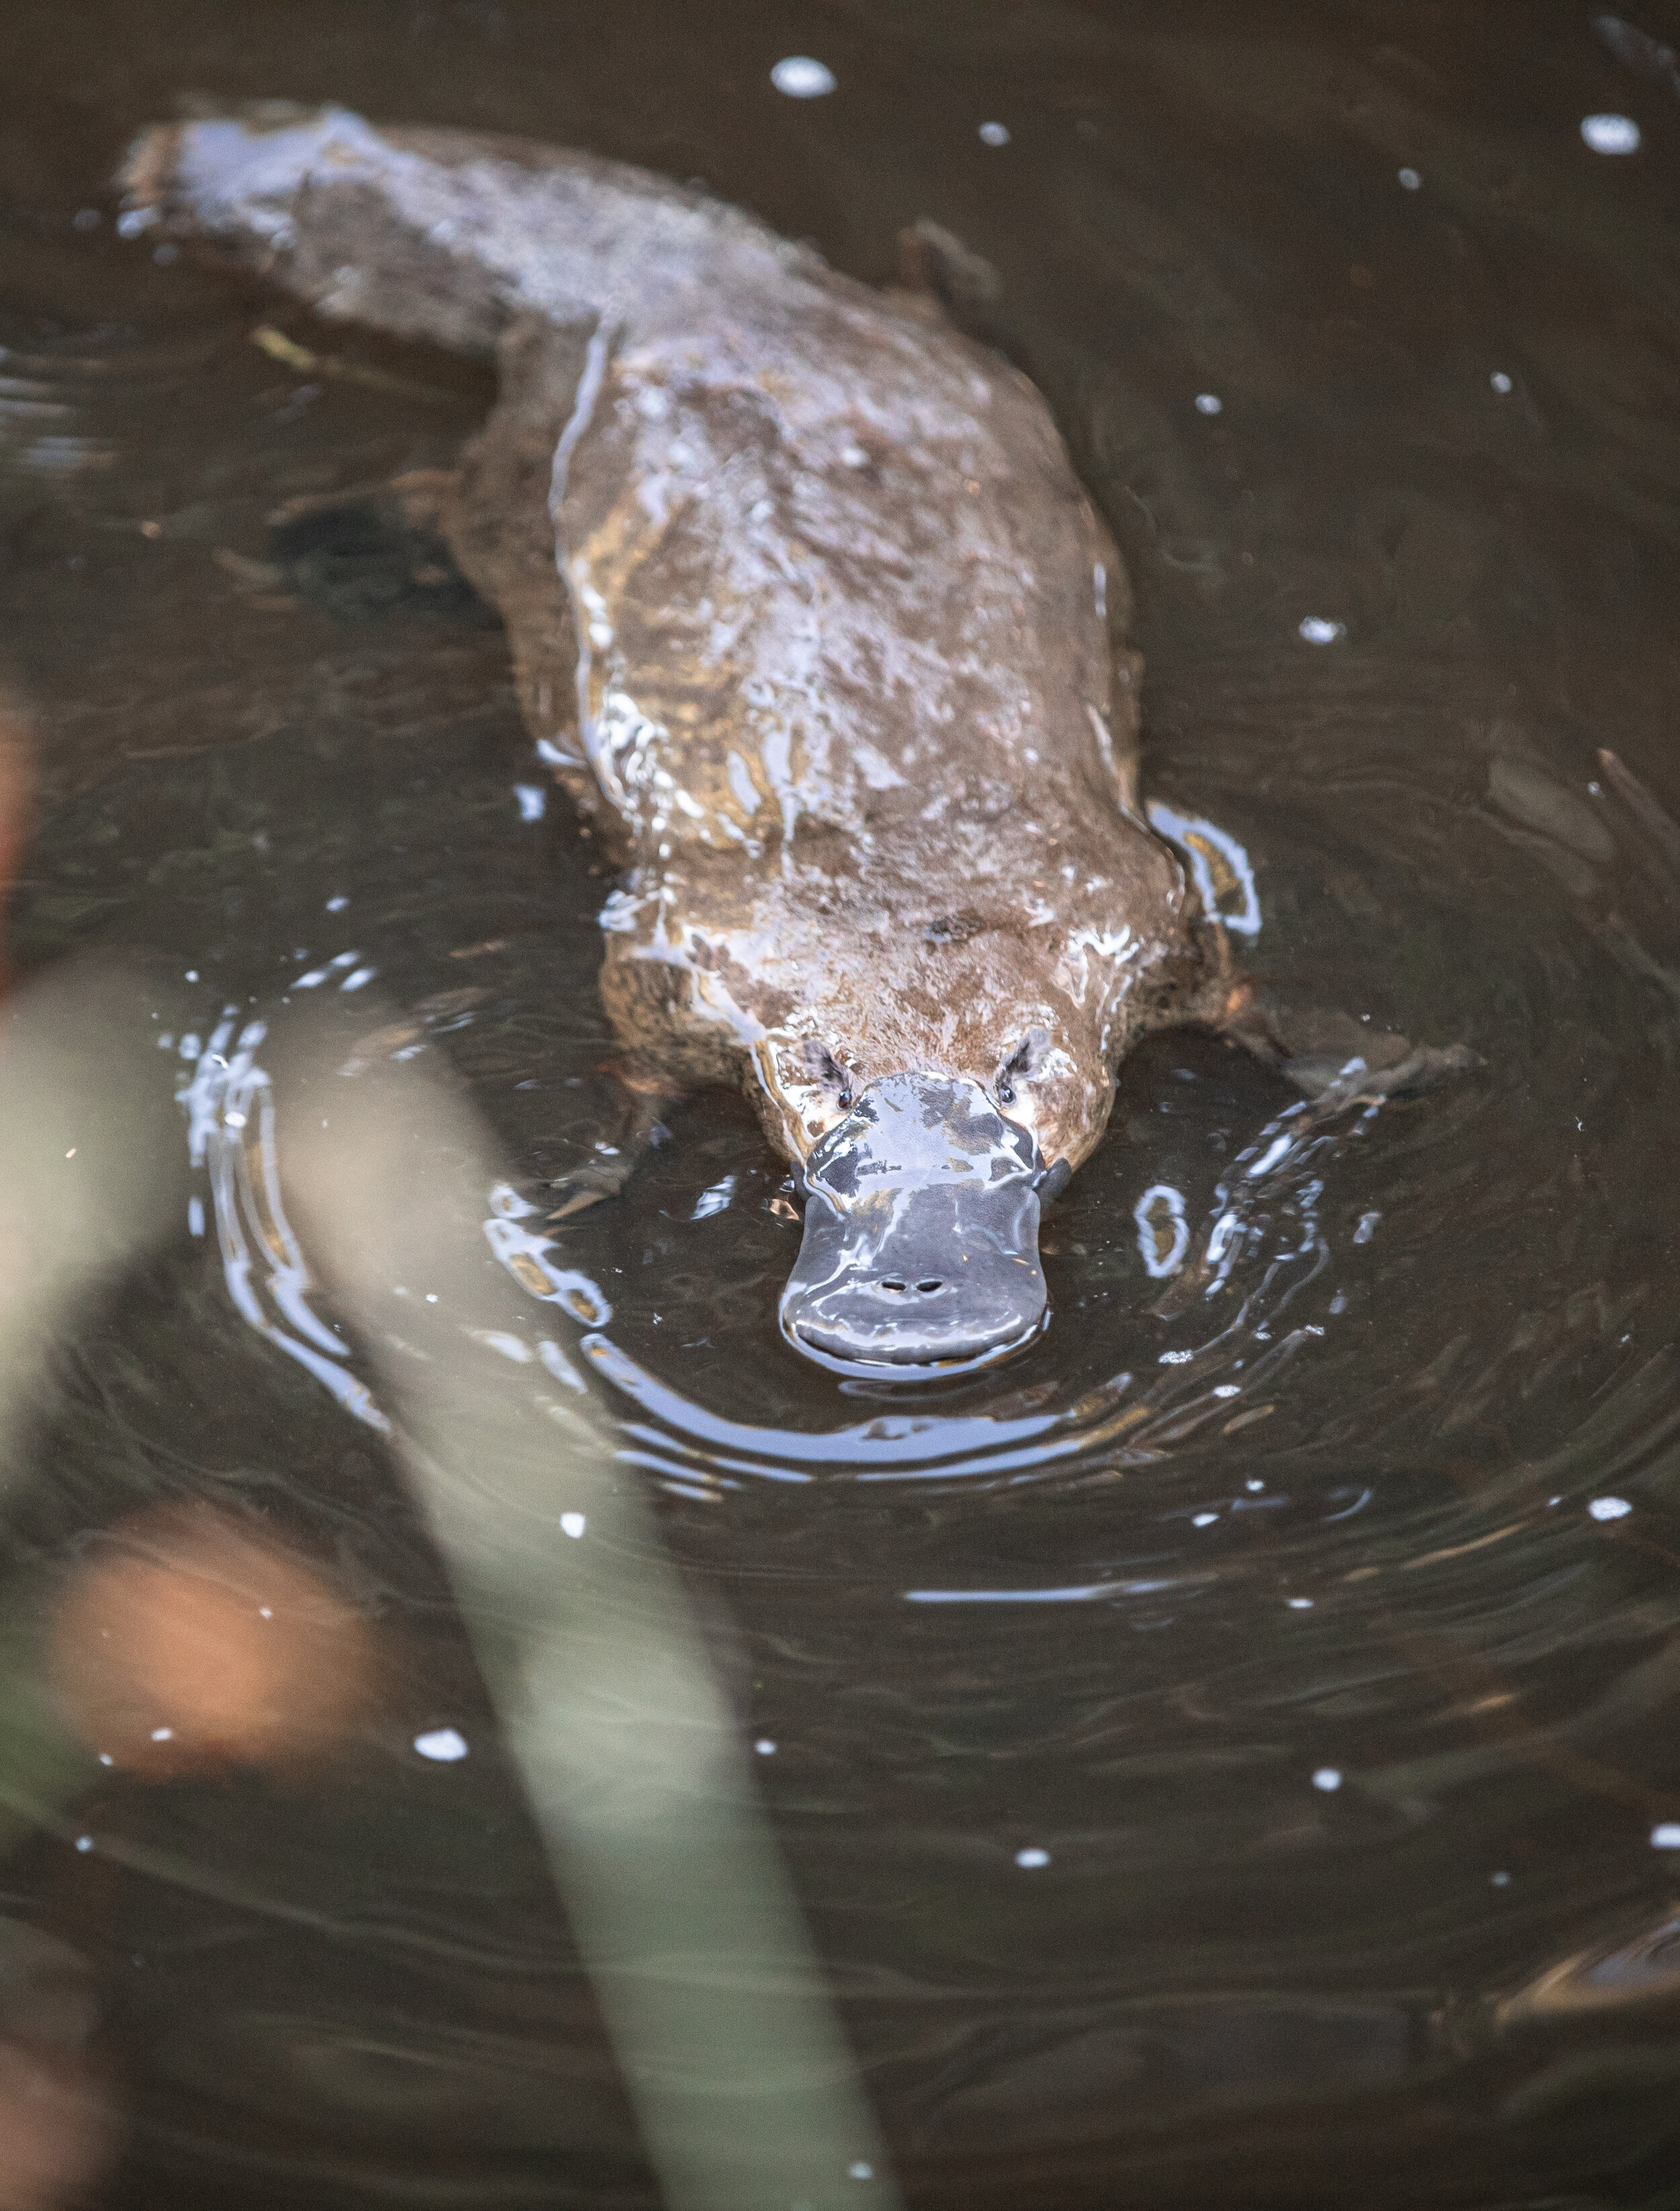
48, 1505, 377, 1779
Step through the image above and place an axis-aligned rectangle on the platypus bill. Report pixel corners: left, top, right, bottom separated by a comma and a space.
121, 108, 1474, 1380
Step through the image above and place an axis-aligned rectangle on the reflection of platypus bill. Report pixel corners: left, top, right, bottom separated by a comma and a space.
123, 109, 1473, 1377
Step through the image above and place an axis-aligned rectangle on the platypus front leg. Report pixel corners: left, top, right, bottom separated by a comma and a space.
1216, 982, 1481, 1106
547, 1055, 685, 1222
1145, 806, 1480, 1104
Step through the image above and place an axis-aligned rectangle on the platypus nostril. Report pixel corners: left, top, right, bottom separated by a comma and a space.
916, 1278, 943, 1293
881, 1277, 907, 1293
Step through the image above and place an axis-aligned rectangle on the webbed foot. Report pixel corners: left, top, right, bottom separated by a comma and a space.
547, 1151, 644, 1220
546, 1058, 679, 1222
265, 474, 491, 625
1219, 985, 1481, 1103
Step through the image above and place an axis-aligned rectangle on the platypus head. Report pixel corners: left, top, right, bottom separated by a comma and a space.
779, 1073, 1066, 1378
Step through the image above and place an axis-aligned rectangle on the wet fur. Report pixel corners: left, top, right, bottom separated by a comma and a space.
122, 109, 1241, 1193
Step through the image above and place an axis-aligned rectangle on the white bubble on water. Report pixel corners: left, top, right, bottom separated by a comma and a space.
560, 1512, 586, 1539
1652, 1823, 1680, 1849
1195, 391, 1223, 415
1397, 166, 1422, 190
415, 1727, 469, 1763
771, 56, 837, 98
1582, 113, 1641, 155
978, 121, 1011, 147
1299, 616, 1346, 645
1015, 1847, 1051, 1868
1490, 371, 1513, 394
1589, 1495, 1632, 1521
1312, 1767, 1342, 1792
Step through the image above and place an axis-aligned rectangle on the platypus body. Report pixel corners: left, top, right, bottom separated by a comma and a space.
122, 109, 1466, 1376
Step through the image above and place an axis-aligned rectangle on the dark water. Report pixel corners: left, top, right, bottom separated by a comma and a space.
5, 1, 1680, 2204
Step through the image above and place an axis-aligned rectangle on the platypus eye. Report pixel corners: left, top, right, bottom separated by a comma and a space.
996, 1026, 1051, 1105
796, 1036, 855, 1109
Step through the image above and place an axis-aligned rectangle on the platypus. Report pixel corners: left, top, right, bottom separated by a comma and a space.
120, 108, 1471, 1378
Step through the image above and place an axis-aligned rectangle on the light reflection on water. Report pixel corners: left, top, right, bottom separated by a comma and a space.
5, 1, 1680, 2206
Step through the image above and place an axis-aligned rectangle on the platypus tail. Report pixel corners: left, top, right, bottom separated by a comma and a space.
118, 105, 800, 356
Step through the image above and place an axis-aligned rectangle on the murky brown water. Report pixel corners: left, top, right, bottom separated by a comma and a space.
6, 3, 1680, 2205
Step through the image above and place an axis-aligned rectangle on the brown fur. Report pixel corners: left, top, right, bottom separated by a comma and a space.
122, 110, 1234, 1186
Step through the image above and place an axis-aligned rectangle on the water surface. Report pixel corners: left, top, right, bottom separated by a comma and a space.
5, 3, 1680, 2205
